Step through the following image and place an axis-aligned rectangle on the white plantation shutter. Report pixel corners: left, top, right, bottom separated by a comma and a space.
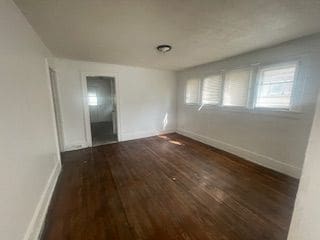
185, 79, 200, 104
223, 68, 251, 107
201, 74, 222, 105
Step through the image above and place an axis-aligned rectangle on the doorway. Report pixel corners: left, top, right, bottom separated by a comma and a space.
86, 76, 118, 146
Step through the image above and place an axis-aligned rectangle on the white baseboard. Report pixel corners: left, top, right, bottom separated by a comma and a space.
121, 129, 176, 142
177, 128, 301, 178
63, 142, 88, 152
23, 160, 61, 240
62, 130, 176, 152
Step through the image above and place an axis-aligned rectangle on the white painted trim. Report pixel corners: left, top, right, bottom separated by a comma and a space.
47, 66, 65, 152
44, 59, 62, 157
80, 74, 92, 147
121, 129, 176, 142
22, 160, 61, 240
63, 142, 88, 152
254, 60, 300, 111
47, 66, 68, 152
63, 130, 176, 150
177, 128, 301, 178
81, 71, 122, 147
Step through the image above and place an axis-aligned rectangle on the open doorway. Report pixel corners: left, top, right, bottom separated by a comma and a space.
86, 76, 118, 146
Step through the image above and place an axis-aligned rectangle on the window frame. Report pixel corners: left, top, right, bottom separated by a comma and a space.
253, 61, 300, 112
200, 73, 223, 106
221, 67, 254, 110
183, 60, 303, 117
184, 78, 201, 105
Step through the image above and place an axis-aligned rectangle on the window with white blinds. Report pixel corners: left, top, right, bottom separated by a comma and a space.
255, 63, 297, 109
183, 61, 300, 113
222, 68, 251, 107
185, 78, 200, 104
201, 74, 222, 105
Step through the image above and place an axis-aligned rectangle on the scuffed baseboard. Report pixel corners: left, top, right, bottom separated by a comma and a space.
23, 160, 61, 240
121, 129, 176, 142
177, 128, 301, 178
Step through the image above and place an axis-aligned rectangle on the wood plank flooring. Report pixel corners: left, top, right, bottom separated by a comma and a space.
41, 133, 299, 240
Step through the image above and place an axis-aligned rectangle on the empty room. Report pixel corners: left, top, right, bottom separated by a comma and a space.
1, 0, 320, 239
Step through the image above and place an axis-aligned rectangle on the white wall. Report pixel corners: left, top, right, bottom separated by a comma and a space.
288, 91, 320, 239
0, 1, 61, 240
87, 77, 114, 123
51, 58, 176, 151
177, 34, 320, 178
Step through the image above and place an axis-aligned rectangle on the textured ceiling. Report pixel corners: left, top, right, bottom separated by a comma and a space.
14, 0, 320, 70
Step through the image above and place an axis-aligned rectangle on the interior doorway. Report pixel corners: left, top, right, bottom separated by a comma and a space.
86, 76, 118, 146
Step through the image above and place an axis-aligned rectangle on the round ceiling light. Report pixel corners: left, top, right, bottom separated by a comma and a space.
156, 44, 172, 53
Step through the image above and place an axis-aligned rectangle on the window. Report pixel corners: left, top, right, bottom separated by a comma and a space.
183, 61, 301, 114
223, 68, 251, 107
185, 79, 200, 104
88, 92, 98, 106
255, 63, 297, 109
201, 74, 223, 105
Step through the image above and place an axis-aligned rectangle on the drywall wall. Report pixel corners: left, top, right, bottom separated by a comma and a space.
87, 77, 114, 123
287, 90, 320, 239
51, 58, 176, 151
0, 1, 61, 240
176, 34, 320, 178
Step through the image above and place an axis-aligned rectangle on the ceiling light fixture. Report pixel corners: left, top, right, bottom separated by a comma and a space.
156, 44, 172, 53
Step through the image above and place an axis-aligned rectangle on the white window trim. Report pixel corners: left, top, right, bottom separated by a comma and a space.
200, 72, 223, 107
184, 78, 201, 105
220, 66, 254, 109
183, 60, 304, 118
253, 60, 300, 112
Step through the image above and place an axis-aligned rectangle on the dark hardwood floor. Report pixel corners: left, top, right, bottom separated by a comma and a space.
41, 133, 299, 240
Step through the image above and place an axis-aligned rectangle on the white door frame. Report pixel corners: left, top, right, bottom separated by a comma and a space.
44, 58, 64, 156
48, 67, 65, 151
81, 72, 122, 147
